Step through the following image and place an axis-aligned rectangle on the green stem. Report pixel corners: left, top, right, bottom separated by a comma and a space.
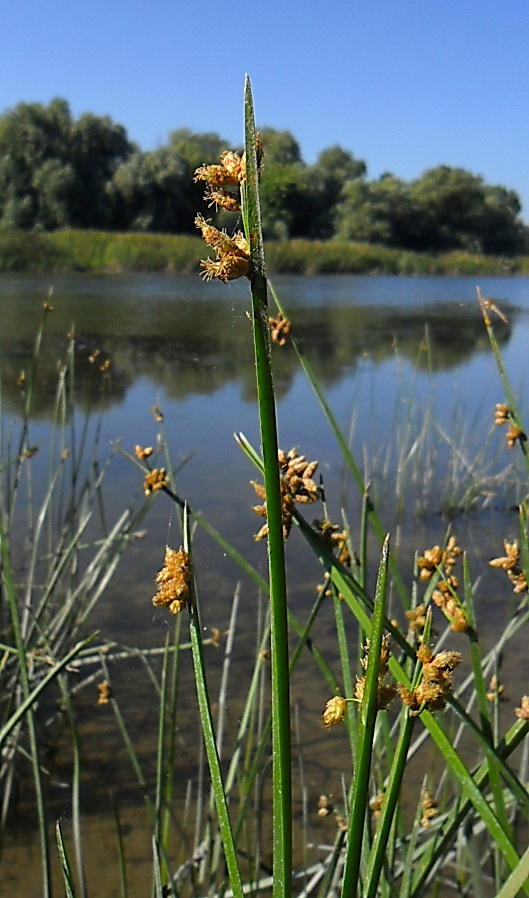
340, 535, 390, 898
242, 76, 292, 898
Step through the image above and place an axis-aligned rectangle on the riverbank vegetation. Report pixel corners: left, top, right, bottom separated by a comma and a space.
0, 98, 528, 259
3, 82, 529, 898
2, 227, 529, 275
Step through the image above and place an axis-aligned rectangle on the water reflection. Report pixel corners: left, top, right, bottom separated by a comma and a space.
3, 273, 529, 893
0, 274, 515, 417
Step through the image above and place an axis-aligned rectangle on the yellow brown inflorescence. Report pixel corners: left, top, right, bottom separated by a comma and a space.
144, 468, 169, 495
431, 576, 469, 632
152, 547, 191, 615
269, 313, 292, 346
97, 681, 111, 705
400, 646, 461, 715
194, 139, 263, 282
355, 635, 396, 711
515, 696, 529, 720
493, 402, 527, 448
252, 448, 320, 541
195, 214, 250, 283
322, 696, 347, 728
417, 536, 462, 582
489, 540, 528, 594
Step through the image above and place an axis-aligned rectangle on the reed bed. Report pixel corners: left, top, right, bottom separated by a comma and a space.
2, 79, 529, 898
0, 227, 526, 275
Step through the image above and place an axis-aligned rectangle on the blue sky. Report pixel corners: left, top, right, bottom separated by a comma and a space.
2, 1, 529, 217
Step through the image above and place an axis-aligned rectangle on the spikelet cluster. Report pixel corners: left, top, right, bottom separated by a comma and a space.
416, 536, 468, 632
322, 696, 347, 728
354, 635, 396, 711
195, 214, 250, 282
152, 547, 191, 615
193, 139, 263, 282
417, 536, 461, 582
269, 313, 292, 346
399, 645, 461, 715
143, 468, 169, 495
489, 540, 528, 594
252, 448, 320, 541
494, 402, 527, 448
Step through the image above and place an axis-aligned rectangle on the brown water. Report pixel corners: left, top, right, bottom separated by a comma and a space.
2, 273, 529, 896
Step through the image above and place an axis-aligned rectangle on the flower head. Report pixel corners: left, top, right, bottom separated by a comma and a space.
152, 546, 191, 615
494, 403, 510, 426
505, 424, 527, 449
135, 444, 153, 461
97, 681, 111, 705
515, 696, 529, 720
251, 448, 320, 541
322, 696, 347, 728
144, 468, 168, 495
490, 540, 528, 594
400, 646, 461, 714
195, 214, 250, 283
417, 536, 461, 582
269, 313, 292, 346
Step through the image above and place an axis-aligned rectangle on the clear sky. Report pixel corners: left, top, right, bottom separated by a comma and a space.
2, 1, 528, 217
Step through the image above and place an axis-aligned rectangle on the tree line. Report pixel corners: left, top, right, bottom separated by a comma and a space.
0, 98, 526, 255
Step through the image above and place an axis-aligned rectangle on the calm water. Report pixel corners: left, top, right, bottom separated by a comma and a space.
3, 273, 529, 894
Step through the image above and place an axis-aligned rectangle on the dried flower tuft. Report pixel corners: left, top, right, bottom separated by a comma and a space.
432, 577, 469, 632
406, 604, 428, 638
421, 791, 439, 828
490, 540, 528, 594
370, 793, 385, 820
494, 403, 510, 426
486, 674, 505, 702
515, 696, 529, 721
135, 444, 153, 461
355, 636, 396, 710
252, 447, 320, 541
400, 646, 461, 714
505, 424, 527, 449
152, 547, 191, 615
97, 681, 111, 705
195, 214, 250, 283
144, 468, 168, 495
269, 313, 292, 346
317, 794, 333, 817
322, 695, 347, 728
417, 536, 462, 582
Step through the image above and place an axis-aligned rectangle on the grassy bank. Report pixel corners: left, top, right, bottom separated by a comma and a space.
0, 227, 528, 275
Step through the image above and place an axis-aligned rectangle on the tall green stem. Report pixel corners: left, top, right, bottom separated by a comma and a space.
242, 76, 292, 898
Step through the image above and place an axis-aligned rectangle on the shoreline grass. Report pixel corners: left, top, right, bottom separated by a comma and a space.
1, 227, 529, 276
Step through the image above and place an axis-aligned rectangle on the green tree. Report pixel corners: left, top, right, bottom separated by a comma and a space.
69, 113, 134, 227
111, 148, 188, 232
334, 174, 411, 245
407, 166, 526, 253
259, 128, 302, 166
310, 145, 367, 237
0, 99, 134, 230
259, 163, 316, 239
0, 99, 73, 228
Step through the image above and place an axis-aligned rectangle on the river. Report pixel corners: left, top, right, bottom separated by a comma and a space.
2, 272, 529, 895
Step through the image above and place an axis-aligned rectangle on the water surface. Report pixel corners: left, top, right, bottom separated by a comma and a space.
2, 273, 529, 894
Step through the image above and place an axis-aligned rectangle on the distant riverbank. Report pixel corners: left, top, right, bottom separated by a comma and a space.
0, 228, 527, 276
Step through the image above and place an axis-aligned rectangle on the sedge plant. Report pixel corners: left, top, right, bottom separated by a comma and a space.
24, 79, 529, 898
